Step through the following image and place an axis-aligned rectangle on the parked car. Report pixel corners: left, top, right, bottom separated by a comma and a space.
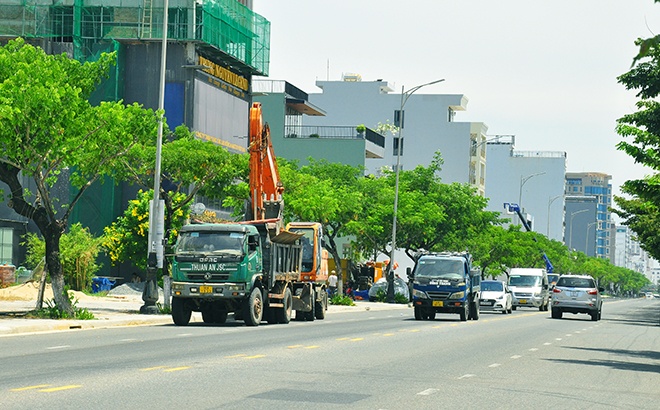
479, 280, 512, 314
551, 275, 603, 321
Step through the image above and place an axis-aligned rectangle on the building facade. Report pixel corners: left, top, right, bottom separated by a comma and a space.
0, 0, 270, 273
565, 172, 613, 259
485, 136, 567, 242
302, 76, 488, 195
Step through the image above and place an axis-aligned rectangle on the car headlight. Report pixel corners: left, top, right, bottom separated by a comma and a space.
449, 291, 465, 300
413, 289, 428, 299
497, 294, 504, 300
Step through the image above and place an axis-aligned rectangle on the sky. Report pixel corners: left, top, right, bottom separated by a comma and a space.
253, 0, 660, 204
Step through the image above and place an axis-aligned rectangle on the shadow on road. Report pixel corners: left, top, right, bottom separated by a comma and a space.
605, 303, 659, 327
544, 357, 660, 374
561, 346, 660, 361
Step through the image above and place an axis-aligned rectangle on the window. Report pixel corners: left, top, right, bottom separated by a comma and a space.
393, 137, 404, 156
0, 228, 12, 264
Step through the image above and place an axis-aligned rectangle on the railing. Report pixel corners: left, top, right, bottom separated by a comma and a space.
284, 125, 385, 148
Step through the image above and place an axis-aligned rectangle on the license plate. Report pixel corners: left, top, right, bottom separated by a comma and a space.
200, 286, 213, 293
519, 299, 527, 304
480, 301, 490, 306
432, 301, 443, 307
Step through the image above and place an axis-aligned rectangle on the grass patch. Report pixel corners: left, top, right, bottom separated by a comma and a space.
34, 291, 95, 320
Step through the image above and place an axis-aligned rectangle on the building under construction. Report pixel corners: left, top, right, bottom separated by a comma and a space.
0, 0, 270, 273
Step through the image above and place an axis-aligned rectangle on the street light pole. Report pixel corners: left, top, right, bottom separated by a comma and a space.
568, 209, 588, 251
546, 194, 563, 237
141, 0, 169, 314
517, 172, 545, 226
387, 79, 445, 303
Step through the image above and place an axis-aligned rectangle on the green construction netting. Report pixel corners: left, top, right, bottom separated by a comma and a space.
0, 0, 269, 75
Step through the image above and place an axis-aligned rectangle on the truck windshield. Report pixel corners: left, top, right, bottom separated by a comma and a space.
289, 227, 314, 272
482, 282, 503, 292
176, 232, 245, 256
415, 259, 464, 279
509, 275, 541, 287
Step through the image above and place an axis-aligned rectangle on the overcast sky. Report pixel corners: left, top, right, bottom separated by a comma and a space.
254, 1, 660, 202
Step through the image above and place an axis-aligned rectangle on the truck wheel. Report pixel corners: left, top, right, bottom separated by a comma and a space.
471, 299, 480, 321
414, 305, 422, 320
172, 297, 191, 326
425, 309, 436, 320
243, 287, 263, 326
214, 311, 228, 324
202, 309, 214, 324
512, 306, 517, 311
305, 289, 316, 321
460, 302, 468, 322
315, 290, 327, 320
276, 287, 293, 324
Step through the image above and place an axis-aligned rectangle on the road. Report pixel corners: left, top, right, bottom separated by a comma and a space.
2, 298, 660, 410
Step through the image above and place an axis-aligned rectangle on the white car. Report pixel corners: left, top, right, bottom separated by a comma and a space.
479, 280, 513, 314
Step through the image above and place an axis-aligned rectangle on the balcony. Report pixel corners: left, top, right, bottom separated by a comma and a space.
284, 125, 385, 159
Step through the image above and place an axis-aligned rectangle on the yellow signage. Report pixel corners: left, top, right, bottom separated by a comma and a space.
199, 56, 248, 91
195, 131, 246, 153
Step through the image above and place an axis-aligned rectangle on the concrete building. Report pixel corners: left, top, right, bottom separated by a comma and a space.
565, 173, 613, 260
485, 136, 567, 242
564, 196, 598, 256
0, 0, 270, 273
252, 79, 385, 169
303, 75, 488, 195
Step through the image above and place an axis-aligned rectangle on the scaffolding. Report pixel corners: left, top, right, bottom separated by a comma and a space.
0, 0, 270, 75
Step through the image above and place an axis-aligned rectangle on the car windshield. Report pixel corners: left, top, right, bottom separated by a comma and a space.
556, 277, 595, 288
176, 232, 245, 256
482, 282, 503, 292
509, 275, 541, 287
415, 259, 464, 279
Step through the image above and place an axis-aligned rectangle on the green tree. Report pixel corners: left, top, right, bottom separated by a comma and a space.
279, 158, 364, 281
0, 39, 159, 315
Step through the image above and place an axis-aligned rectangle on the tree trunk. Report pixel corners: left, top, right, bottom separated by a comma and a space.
44, 225, 74, 317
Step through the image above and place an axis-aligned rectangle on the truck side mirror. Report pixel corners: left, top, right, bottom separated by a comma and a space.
248, 236, 258, 252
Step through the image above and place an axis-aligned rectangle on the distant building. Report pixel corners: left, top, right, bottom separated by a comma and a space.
485, 136, 567, 241
303, 75, 488, 195
564, 196, 598, 256
565, 173, 613, 260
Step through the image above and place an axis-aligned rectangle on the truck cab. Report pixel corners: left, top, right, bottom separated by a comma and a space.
411, 252, 480, 322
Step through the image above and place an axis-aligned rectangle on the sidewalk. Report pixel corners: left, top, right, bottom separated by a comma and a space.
0, 296, 410, 337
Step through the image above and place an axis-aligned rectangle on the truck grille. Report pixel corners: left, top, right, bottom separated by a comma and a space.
186, 273, 230, 281
426, 291, 451, 299
514, 292, 532, 298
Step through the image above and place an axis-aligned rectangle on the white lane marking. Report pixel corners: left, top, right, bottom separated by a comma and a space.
488, 363, 501, 368
177, 334, 193, 337
120, 339, 136, 342
543, 342, 552, 345
566, 334, 572, 337
458, 374, 475, 379
555, 338, 562, 341
417, 388, 439, 396
46, 345, 70, 350
582, 328, 588, 331
529, 348, 539, 351
511, 355, 522, 359
575, 331, 581, 334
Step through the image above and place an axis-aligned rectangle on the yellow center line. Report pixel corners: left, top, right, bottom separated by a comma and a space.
383, 333, 394, 336
350, 338, 363, 341
287, 345, 303, 349
243, 355, 266, 359
410, 329, 420, 332
140, 366, 168, 371
225, 354, 247, 358
163, 367, 191, 372
39, 385, 82, 392
433, 326, 444, 328
304, 345, 320, 349
10, 385, 51, 391
335, 337, 349, 340
372, 333, 382, 335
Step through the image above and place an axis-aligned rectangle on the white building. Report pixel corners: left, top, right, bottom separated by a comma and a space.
485, 137, 567, 242
305, 76, 488, 195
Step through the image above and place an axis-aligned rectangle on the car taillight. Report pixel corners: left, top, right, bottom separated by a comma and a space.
553, 288, 562, 293
587, 290, 598, 295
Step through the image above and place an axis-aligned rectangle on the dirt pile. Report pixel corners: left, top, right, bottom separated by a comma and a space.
0, 281, 99, 302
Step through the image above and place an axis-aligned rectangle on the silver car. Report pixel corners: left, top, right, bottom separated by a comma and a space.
551, 275, 603, 321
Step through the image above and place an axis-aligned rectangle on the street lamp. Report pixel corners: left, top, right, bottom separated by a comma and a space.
142, 0, 170, 314
387, 79, 445, 303
585, 222, 597, 256
568, 209, 588, 251
517, 172, 545, 225
547, 194, 563, 237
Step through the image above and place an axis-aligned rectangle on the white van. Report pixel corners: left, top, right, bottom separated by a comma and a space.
508, 268, 550, 311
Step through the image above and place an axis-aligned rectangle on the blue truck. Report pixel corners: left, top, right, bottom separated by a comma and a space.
409, 251, 481, 321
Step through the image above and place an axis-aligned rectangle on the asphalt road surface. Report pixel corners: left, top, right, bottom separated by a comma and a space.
2, 298, 660, 410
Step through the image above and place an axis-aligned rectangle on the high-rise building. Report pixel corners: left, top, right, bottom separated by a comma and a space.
565, 173, 613, 260
485, 137, 567, 241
